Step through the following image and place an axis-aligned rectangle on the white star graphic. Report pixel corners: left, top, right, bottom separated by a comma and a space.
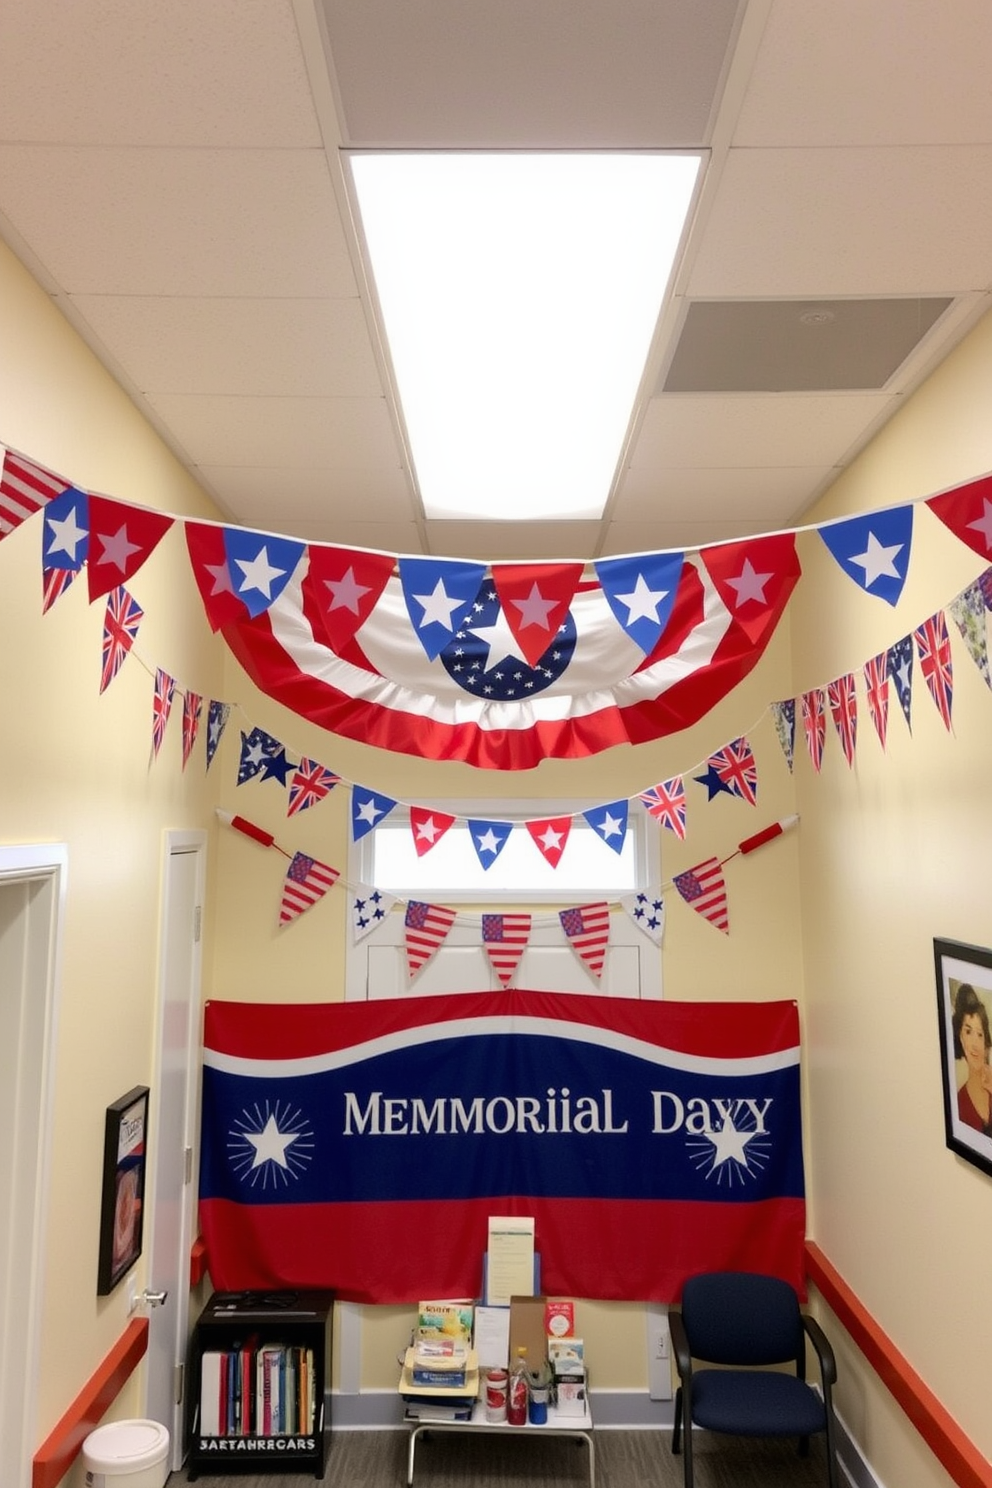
356, 797, 384, 826
705, 1120, 756, 1168
472, 605, 526, 670
594, 811, 624, 840
967, 497, 992, 552
204, 561, 235, 596
96, 524, 142, 572
511, 583, 557, 630
415, 815, 443, 844
325, 565, 371, 614
614, 573, 669, 624
537, 824, 564, 853
475, 827, 504, 856
234, 545, 286, 598
725, 558, 774, 608
244, 737, 270, 768
246, 1114, 297, 1170
46, 507, 87, 561
848, 531, 903, 587
413, 578, 463, 631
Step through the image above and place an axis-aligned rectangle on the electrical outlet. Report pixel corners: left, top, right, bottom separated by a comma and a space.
645, 1305, 673, 1400
126, 1278, 139, 1316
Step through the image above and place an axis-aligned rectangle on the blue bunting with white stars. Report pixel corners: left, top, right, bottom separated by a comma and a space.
818, 507, 913, 606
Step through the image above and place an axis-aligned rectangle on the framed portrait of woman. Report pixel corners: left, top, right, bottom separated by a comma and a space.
934, 938, 992, 1179
97, 1086, 150, 1295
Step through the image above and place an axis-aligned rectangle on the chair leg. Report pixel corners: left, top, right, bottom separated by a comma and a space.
672, 1387, 682, 1453
681, 1406, 694, 1488
799, 1433, 810, 1457
824, 1412, 840, 1488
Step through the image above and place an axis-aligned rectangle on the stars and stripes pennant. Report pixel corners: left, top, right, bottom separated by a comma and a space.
819, 507, 913, 605
594, 552, 684, 656
100, 585, 144, 693
42, 564, 79, 613
638, 778, 686, 839
223, 529, 306, 619
185, 522, 244, 631
468, 819, 512, 870
559, 901, 611, 979
491, 562, 585, 668
205, 701, 231, 769
0, 448, 70, 539
620, 891, 666, 944
182, 691, 202, 770
279, 852, 340, 927
409, 807, 457, 857
398, 557, 487, 661
707, 735, 758, 804
86, 498, 174, 602
700, 533, 802, 643
351, 884, 397, 942
948, 579, 992, 689
770, 699, 796, 773
582, 800, 629, 854
863, 653, 890, 749
673, 857, 729, 935
287, 757, 341, 816
151, 667, 176, 757
914, 611, 953, 730
801, 689, 827, 773
351, 787, 398, 841
525, 816, 572, 868
42, 487, 89, 572
237, 726, 282, 785
887, 635, 914, 731
302, 545, 395, 653
827, 673, 858, 767
405, 900, 457, 978
926, 475, 992, 563
482, 912, 532, 987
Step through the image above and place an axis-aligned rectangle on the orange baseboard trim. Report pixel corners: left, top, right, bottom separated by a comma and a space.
190, 1234, 209, 1288
805, 1240, 992, 1488
32, 1316, 149, 1488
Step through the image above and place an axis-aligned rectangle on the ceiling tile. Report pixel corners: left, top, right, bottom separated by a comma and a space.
631, 393, 893, 468
298, 520, 424, 553
145, 394, 402, 467
425, 520, 606, 561
601, 519, 771, 555
614, 464, 836, 524
201, 464, 414, 526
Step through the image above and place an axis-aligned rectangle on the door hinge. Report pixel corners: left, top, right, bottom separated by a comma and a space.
184, 1146, 193, 1185
175, 1361, 185, 1405
193, 904, 202, 943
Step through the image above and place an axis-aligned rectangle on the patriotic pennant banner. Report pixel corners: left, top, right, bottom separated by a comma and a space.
639, 778, 687, 839
151, 667, 176, 757
559, 901, 611, 979
482, 912, 532, 987
914, 611, 953, 729
673, 857, 730, 935
199, 992, 806, 1303
863, 654, 890, 750
279, 852, 339, 927
770, 699, 796, 773
801, 688, 827, 773
351, 884, 397, 942
819, 507, 913, 606
827, 673, 857, 768
405, 900, 457, 978
182, 691, 202, 771
621, 892, 666, 944
100, 585, 143, 693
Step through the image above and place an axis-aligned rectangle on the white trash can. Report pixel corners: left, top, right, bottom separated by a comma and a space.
82, 1419, 169, 1488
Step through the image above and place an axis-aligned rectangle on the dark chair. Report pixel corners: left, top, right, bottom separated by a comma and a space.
669, 1270, 838, 1488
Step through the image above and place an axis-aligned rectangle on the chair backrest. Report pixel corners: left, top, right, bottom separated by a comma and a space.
680, 1271, 803, 1367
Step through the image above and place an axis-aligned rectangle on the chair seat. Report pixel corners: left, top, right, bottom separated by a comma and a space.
691, 1368, 827, 1437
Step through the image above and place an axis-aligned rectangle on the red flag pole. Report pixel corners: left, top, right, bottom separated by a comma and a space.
215, 809, 290, 855
737, 814, 799, 855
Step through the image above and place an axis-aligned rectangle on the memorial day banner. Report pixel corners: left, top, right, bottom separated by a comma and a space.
199, 992, 805, 1302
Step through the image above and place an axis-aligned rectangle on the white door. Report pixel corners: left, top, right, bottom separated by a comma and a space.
146, 832, 205, 1469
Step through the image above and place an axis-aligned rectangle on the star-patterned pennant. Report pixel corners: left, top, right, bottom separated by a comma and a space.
351, 884, 396, 942
525, 816, 572, 868
594, 552, 684, 656
181, 691, 202, 771
237, 726, 282, 785
258, 744, 298, 787
699, 533, 801, 643
948, 580, 992, 690
468, 819, 512, 870
42, 564, 80, 613
914, 611, 953, 730
410, 807, 457, 857
927, 475, 992, 563
398, 557, 487, 661
673, 857, 729, 935
0, 447, 71, 539
279, 852, 340, 927
819, 507, 913, 605
491, 563, 585, 668
887, 635, 914, 731
482, 912, 532, 987
827, 673, 858, 767
287, 757, 341, 816
100, 585, 144, 693
621, 891, 666, 945
770, 700, 796, 773
801, 689, 827, 772
87, 497, 174, 602
979, 566, 992, 611
42, 486, 89, 572
151, 667, 176, 757
351, 787, 399, 841
302, 545, 395, 653
638, 778, 686, 839
222, 528, 306, 619
559, 901, 611, 979
863, 654, 890, 749
405, 900, 457, 978
185, 522, 246, 631
707, 736, 758, 804
694, 761, 735, 800
205, 700, 231, 770
582, 800, 629, 855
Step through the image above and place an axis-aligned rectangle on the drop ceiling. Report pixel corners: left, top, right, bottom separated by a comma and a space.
0, 0, 989, 560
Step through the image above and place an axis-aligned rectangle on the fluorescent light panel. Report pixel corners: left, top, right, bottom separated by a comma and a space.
350, 152, 700, 522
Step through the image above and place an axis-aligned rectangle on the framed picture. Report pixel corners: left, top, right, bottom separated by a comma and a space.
97, 1086, 150, 1295
934, 939, 992, 1179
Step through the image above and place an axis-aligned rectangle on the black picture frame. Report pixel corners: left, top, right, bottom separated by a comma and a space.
97, 1085, 150, 1295
934, 938, 992, 1179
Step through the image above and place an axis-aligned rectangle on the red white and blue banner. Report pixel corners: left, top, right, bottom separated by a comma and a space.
199, 992, 806, 1303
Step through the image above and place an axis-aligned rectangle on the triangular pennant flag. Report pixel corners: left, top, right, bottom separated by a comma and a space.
468, 819, 512, 870
410, 807, 457, 857
185, 522, 245, 631
827, 673, 858, 767
694, 761, 735, 800
100, 585, 144, 693
638, 778, 686, 839
398, 557, 487, 661
948, 580, 992, 689
559, 901, 611, 979
258, 745, 297, 787
914, 611, 953, 730
491, 562, 585, 668
594, 552, 684, 656
926, 475, 992, 563
42, 564, 79, 613
621, 891, 666, 945
887, 635, 914, 731
582, 800, 629, 854
405, 900, 457, 978
279, 851, 339, 927
818, 507, 913, 605
87, 497, 173, 602
979, 566, 992, 611
351, 884, 396, 942
482, 912, 532, 987
43, 486, 89, 574
863, 654, 890, 749
699, 533, 801, 643
302, 545, 395, 653
181, 691, 202, 770
205, 700, 231, 769
0, 447, 70, 539
223, 528, 306, 619
151, 667, 176, 758
770, 700, 796, 773
237, 727, 282, 785
351, 787, 398, 841
801, 689, 827, 772
673, 857, 729, 934
525, 816, 572, 868
707, 735, 758, 804
287, 757, 341, 815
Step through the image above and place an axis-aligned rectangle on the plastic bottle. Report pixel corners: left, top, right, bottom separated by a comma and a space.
507, 1345, 528, 1425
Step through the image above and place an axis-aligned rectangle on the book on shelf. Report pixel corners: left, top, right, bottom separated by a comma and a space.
416, 1299, 474, 1344
200, 1351, 224, 1437
404, 1400, 475, 1422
